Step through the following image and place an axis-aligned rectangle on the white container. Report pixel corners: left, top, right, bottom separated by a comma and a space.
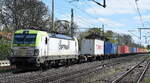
80, 39, 104, 55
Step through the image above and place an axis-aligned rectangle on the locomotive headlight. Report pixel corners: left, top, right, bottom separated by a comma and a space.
34, 49, 39, 56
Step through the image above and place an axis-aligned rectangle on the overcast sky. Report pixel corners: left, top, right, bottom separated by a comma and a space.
43, 0, 150, 45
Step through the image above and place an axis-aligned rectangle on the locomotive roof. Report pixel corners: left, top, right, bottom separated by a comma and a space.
15, 29, 46, 34
49, 34, 73, 40
15, 29, 74, 40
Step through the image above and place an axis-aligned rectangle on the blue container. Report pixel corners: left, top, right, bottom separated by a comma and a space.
104, 42, 117, 55
113, 44, 118, 54
130, 47, 137, 53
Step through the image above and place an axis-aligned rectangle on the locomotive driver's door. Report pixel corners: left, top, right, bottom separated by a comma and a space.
41, 36, 48, 56
44, 37, 48, 56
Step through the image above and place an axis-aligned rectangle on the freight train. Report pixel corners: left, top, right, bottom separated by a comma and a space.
8, 29, 148, 70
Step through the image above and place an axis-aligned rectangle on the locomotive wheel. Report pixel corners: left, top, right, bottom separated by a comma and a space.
43, 61, 50, 70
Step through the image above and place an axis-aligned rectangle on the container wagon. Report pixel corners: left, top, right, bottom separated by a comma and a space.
80, 39, 104, 61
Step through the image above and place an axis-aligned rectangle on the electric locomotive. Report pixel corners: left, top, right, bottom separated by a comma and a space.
8, 29, 78, 69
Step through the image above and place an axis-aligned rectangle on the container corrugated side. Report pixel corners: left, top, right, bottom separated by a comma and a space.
112, 44, 118, 54
104, 42, 112, 55
80, 39, 104, 55
104, 42, 117, 55
118, 45, 129, 54
94, 39, 104, 55
80, 39, 94, 55
118, 45, 122, 54
130, 47, 136, 53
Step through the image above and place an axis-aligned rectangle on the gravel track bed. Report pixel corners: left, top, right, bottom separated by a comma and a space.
0, 54, 148, 83
0, 66, 15, 78
0, 59, 116, 83
115, 58, 149, 83
69, 54, 149, 83
141, 58, 150, 83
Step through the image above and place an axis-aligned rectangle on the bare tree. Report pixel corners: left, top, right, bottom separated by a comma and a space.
2, 0, 49, 30
0, 0, 78, 35
54, 20, 78, 36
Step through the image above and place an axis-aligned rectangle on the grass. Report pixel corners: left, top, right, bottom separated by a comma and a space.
145, 77, 150, 83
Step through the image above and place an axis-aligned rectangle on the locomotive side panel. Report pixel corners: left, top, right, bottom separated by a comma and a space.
47, 37, 78, 56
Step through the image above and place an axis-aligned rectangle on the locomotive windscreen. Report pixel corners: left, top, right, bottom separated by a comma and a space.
13, 34, 37, 44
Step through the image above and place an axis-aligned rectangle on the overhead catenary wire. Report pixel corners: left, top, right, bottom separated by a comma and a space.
63, 0, 102, 30
66, 0, 128, 30
74, 0, 125, 29
60, 13, 95, 30
48, 0, 97, 32
64, 0, 106, 23
65, 0, 112, 30
66, 0, 100, 25
83, 1, 122, 28
45, 0, 94, 28
134, 0, 144, 27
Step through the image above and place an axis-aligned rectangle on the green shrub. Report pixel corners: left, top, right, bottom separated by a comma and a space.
0, 39, 11, 60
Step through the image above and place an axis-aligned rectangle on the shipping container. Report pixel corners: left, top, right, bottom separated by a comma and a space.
137, 48, 142, 53
145, 49, 148, 53
143, 48, 147, 53
141, 48, 144, 53
118, 46, 121, 54
80, 39, 104, 55
137, 48, 140, 53
148, 49, 150, 53
118, 45, 129, 54
104, 42, 117, 55
130, 47, 137, 53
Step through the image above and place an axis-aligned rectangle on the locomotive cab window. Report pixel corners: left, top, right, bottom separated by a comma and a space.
13, 34, 37, 44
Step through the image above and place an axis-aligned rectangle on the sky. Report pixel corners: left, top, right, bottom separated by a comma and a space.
42, 0, 150, 46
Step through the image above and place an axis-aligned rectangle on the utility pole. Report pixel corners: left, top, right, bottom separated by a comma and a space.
128, 30, 140, 39
71, 8, 74, 36
143, 36, 148, 44
51, 0, 54, 32
138, 28, 150, 47
118, 34, 120, 45
102, 24, 104, 37
139, 28, 141, 47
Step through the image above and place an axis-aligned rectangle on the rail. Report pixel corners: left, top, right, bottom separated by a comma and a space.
112, 58, 148, 83
136, 61, 150, 83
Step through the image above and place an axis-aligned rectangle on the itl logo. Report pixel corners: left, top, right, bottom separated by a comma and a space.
96, 45, 102, 49
58, 40, 70, 50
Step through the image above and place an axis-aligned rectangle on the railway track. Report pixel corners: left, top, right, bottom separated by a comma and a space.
112, 56, 150, 83
0, 55, 125, 83
25, 62, 119, 83
0, 65, 15, 78
0, 54, 148, 83
1, 56, 146, 83
26, 54, 149, 83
